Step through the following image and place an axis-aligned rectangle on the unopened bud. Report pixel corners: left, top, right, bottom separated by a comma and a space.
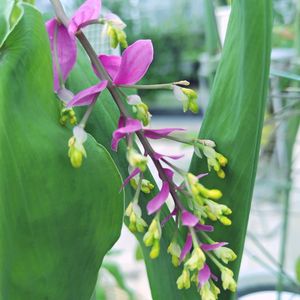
150, 239, 160, 259
219, 216, 232, 226
177, 268, 191, 290
217, 169, 226, 179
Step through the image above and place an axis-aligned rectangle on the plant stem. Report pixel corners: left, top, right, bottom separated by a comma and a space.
49, 0, 185, 212
119, 83, 174, 90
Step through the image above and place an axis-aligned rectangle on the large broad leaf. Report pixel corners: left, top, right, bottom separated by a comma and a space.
0, 4, 123, 300
189, 0, 273, 299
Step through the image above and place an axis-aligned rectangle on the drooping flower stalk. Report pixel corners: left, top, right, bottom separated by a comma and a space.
48, 1, 237, 298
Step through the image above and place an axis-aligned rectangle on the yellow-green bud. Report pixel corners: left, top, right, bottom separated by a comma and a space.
107, 25, 118, 48
176, 268, 191, 290
216, 153, 228, 167
217, 169, 226, 179
141, 179, 154, 194
150, 239, 160, 259
214, 247, 237, 264
69, 148, 83, 168
167, 241, 181, 267
200, 283, 217, 300
207, 189, 223, 200
184, 247, 206, 271
135, 103, 151, 126
210, 280, 221, 298
127, 148, 148, 172
219, 216, 232, 226
221, 267, 237, 292
143, 231, 154, 247
116, 28, 128, 48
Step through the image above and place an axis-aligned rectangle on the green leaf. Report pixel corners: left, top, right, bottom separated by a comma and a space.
0, 4, 123, 300
296, 257, 300, 284
189, 1, 272, 299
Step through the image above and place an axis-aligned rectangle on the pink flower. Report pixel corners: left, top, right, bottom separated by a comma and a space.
46, 0, 101, 91
67, 81, 108, 107
111, 117, 142, 151
201, 242, 228, 252
68, 0, 101, 35
96, 40, 154, 85
46, 19, 77, 92
181, 211, 199, 227
153, 152, 184, 161
120, 167, 141, 190
195, 223, 214, 232
198, 264, 211, 287
143, 128, 185, 139
180, 234, 193, 262
146, 168, 173, 215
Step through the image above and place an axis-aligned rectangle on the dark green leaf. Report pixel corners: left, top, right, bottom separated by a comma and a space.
189, 1, 273, 299
0, 4, 123, 299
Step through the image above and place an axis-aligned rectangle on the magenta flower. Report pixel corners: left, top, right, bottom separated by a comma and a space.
153, 152, 184, 161
195, 223, 214, 232
180, 234, 193, 262
46, 19, 77, 92
143, 128, 185, 139
67, 81, 107, 107
96, 40, 154, 85
147, 182, 170, 215
201, 242, 228, 252
146, 168, 173, 215
198, 264, 211, 287
46, 0, 101, 91
161, 208, 177, 227
120, 167, 141, 190
111, 117, 142, 151
68, 0, 102, 35
182, 210, 199, 227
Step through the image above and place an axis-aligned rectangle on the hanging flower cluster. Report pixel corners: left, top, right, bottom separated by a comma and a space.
47, 0, 237, 298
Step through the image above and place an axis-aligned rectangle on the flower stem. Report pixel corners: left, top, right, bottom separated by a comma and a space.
118, 83, 174, 90
49, 0, 186, 213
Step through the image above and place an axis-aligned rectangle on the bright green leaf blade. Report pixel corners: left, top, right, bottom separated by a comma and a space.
0, 4, 123, 300
189, 1, 272, 298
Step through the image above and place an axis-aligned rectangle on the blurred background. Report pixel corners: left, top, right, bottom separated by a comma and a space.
40, 0, 300, 299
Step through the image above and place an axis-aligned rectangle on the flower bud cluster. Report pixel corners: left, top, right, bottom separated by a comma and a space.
194, 141, 228, 178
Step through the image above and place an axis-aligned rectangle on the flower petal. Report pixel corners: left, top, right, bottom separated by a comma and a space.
144, 128, 185, 139
120, 168, 141, 190
113, 40, 154, 85
46, 19, 77, 92
160, 168, 174, 181
68, 0, 101, 35
96, 54, 122, 79
195, 223, 214, 232
146, 182, 170, 214
182, 211, 199, 227
67, 81, 108, 107
180, 234, 193, 262
105, 13, 126, 30
197, 173, 209, 180
161, 208, 177, 227
198, 264, 211, 287
201, 242, 228, 252
111, 118, 142, 151
153, 152, 184, 160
